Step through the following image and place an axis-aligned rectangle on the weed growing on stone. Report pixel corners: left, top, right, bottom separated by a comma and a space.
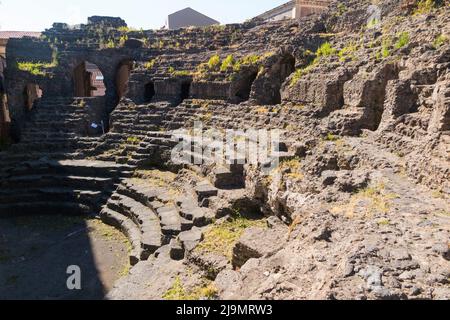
290, 42, 337, 86
395, 32, 410, 49
145, 58, 157, 70
196, 214, 266, 261
433, 34, 448, 48
163, 277, 218, 300
17, 61, 55, 76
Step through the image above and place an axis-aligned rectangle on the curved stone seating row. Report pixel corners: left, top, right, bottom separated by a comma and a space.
100, 178, 215, 264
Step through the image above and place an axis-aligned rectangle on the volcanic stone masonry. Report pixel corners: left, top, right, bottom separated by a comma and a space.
0, 0, 449, 300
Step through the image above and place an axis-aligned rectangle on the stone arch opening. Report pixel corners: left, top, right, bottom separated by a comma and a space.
272, 54, 296, 104
23, 83, 43, 111
180, 80, 191, 101
254, 53, 296, 105
73, 61, 106, 97
234, 71, 258, 102
116, 59, 134, 99
144, 81, 155, 102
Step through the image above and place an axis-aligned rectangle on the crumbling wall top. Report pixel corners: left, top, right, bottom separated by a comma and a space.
87, 16, 127, 28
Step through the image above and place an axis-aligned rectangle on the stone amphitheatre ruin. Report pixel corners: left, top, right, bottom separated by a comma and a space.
0, 0, 449, 300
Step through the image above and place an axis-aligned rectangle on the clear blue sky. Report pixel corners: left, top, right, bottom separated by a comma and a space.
0, 0, 288, 31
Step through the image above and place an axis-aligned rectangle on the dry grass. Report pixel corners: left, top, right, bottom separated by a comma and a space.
331, 183, 399, 218
195, 215, 266, 261
163, 277, 218, 300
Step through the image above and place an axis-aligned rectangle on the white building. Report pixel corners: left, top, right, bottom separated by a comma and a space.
254, 1, 296, 22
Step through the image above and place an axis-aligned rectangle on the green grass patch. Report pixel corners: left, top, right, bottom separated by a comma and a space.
207, 54, 221, 71
394, 32, 410, 49
163, 277, 218, 300
324, 133, 341, 142
196, 214, 266, 261
414, 0, 439, 15
433, 34, 448, 48
17, 61, 56, 76
220, 54, 235, 72
367, 17, 380, 29
126, 136, 141, 145
338, 42, 358, 62
290, 42, 337, 86
145, 58, 157, 70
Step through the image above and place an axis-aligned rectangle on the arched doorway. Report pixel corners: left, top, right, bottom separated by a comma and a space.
144, 81, 155, 102
73, 61, 106, 97
234, 71, 258, 101
116, 60, 134, 99
23, 84, 43, 111
180, 81, 191, 101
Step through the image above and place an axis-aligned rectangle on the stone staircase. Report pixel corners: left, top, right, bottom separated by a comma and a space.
0, 159, 134, 216
100, 178, 215, 265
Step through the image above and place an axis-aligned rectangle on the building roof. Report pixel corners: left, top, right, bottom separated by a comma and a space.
254, 1, 295, 20
0, 31, 42, 40
167, 7, 220, 30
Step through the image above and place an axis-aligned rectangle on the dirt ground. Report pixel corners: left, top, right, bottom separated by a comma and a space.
0, 214, 130, 300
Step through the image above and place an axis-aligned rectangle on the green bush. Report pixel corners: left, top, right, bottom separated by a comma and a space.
145, 58, 156, 70
316, 42, 337, 58
367, 18, 380, 29
433, 34, 449, 48
394, 32, 410, 49
207, 55, 221, 71
414, 0, 438, 14
220, 55, 235, 72
17, 61, 55, 76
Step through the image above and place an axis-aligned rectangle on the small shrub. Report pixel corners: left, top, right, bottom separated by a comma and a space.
17, 61, 55, 76
394, 32, 410, 49
117, 26, 131, 33
289, 65, 314, 87
163, 277, 186, 300
414, 0, 438, 15
119, 34, 128, 46
338, 42, 358, 62
145, 58, 157, 70
207, 54, 221, 71
324, 133, 340, 142
240, 54, 260, 65
127, 136, 141, 145
367, 17, 380, 29
433, 34, 449, 48
220, 54, 235, 72
316, 42, 337, 58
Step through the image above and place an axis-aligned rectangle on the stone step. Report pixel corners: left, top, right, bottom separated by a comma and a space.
2, 159, 135, 178
194, 181, 219, 203
0, 202, 92, 216
211, 166, 245, 189
100, 207, 143, 266
7, 142, 94, 153
156, 205, 182, 238
0, 174, 115, 189
0, 188, 104, 209
106, 193, 163, 256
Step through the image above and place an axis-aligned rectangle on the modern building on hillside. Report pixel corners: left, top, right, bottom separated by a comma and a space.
0, 31, 41, 59
254, 1, 297, 22
165, 7, 220, 30
255, 0, 332, 22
